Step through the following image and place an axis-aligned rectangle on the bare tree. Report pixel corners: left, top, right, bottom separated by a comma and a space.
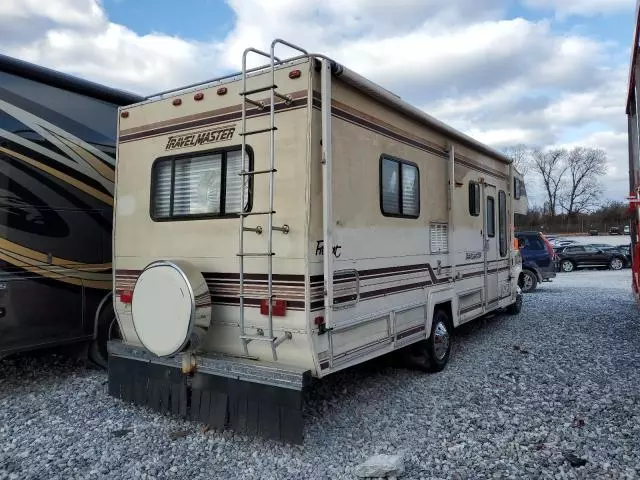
503, 144, 531, 175
530, 148, 569, 218
560, 147, 607, 216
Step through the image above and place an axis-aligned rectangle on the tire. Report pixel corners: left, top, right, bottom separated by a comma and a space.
560, 260, 575, 272
609, 257, 624, 271
404, 308, 452, 373
88, 301, 121, 369
519, 270, 538, 293
506, 291, 523, 315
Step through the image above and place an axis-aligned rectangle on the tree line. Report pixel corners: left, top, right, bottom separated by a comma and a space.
503, 144, 629, 234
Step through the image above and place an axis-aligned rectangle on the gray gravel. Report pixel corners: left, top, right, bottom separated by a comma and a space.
1, 269, 640, 479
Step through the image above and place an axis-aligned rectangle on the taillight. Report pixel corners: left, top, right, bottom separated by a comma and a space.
120, 290, 133, 304
540, 234, 558, 260
260, 298, 287, 316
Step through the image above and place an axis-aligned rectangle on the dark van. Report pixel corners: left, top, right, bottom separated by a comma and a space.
515, 231, 558, 292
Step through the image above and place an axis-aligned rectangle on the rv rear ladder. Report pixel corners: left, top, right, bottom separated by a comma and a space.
237, 40, 308, 361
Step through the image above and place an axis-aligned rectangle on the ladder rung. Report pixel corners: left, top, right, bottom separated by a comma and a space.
242, 226, 263, 234
241, 334, 278, 343
274, 91, 291, 102
239, 127, 277, 137
240, 210, 275, 217
238, 294, 273, 300
240, 85, 277, 96
237, 252, 275, 257
239, 168, 276, 176
244, 98, 265, 109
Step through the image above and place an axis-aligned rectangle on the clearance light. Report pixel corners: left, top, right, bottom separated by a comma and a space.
120, 290, 133, 304
194, 92, 204, 101
217, 87, 228, 95
289, 69, 301, 79
120, 111, 129, 118
172, 98, 182, 106
260, 298, 287, 316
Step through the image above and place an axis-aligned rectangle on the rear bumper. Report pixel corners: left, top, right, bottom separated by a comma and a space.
107, 341, 311, 443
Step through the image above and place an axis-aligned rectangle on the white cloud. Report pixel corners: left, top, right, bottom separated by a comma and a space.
523, 0, 635, 18
0, 0, 634, 205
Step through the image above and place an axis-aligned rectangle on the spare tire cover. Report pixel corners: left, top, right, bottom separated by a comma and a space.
131, 260, 210, 357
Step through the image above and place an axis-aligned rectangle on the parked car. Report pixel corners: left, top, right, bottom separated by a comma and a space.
624, 225, 630, 235
589, 229, 599, 236
609, 226, 620, 235
555, 244, 627, 272
515, 231, 558, 292
594, 244, 631, 267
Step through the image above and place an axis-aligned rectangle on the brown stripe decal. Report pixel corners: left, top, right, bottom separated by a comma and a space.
119, 91, 308, 143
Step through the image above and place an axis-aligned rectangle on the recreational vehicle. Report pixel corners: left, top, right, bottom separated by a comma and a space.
109, 39, 527, 443
0, 54, 142, 365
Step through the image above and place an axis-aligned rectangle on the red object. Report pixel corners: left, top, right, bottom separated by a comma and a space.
120, 111, 129, 118
194, 92, 204, 101
289, 69, 302, 79
540, 233, 558, 261
172, 98, 182, 106
217, 87, 228, 95
120, 290, 133, 304
260, 298, 286, 316
314, 316, 324, 325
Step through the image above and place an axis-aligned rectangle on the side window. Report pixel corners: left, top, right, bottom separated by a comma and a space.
469, 181, 480, 216
486, 196, 495, 237
380, 155, 419, 218
566, 246, 584, 253
498, 190, 507, 257
151, 146, 251, 220
514, 177, 521, 200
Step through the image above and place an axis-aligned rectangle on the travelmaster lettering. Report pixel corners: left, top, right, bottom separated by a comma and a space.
165, 125, 236, 150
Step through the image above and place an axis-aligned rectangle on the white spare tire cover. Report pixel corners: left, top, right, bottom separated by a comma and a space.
131, 260, 211, 357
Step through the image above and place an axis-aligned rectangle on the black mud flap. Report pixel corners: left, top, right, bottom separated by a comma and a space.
107, 354, 308, 444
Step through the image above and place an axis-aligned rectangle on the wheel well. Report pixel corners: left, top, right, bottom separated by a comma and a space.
433, 300, 453, 329
520, 267, 540, 282
93, 290, 114, 339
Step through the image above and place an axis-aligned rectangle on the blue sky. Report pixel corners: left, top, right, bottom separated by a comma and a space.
1, 0, 638, 206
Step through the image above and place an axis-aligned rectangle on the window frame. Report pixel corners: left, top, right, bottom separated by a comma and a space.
149, 145, 254, 222
378, 154, 420, 219
469, 181, 480, 216
498, 190, 507, 257
514, 177, 521, 200
486, 196, 495, 238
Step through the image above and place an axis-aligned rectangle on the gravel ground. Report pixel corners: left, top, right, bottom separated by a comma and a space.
1, 270, 640, 479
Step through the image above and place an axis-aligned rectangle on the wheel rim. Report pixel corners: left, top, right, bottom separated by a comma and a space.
562, 261, 573, 272
522, 273, 534, 291
433, 321, 450, 361
611, 258, 623, 270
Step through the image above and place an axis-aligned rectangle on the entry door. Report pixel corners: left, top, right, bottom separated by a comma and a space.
483, 183, 499, 307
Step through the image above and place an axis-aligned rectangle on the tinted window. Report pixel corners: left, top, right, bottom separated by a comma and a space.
486, 196, 495, 237
469, 182, 480, 216
565, 246, 584, 253
380, 155, 419, 218
151, 146, 252, 220
498, 190, 507, 257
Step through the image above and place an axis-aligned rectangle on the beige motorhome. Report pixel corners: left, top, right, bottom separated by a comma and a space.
108, 39, 527, 443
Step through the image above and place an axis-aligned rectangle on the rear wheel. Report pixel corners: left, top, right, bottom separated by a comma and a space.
560, 260, 575, 272
88, 302, 121, 369
609, 257, 624, 271
506, 291, 523, 315
519, 270, 538, 292
404, 309, 451, 373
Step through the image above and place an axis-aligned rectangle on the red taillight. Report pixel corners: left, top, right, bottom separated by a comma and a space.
260, 298, 286, 316
120, 111, 129, 118
217, 87, 227, 95
314, 316, 324, 325
120, 290, 133, 304
540, 234, 558, 260
289, 69, 301, 79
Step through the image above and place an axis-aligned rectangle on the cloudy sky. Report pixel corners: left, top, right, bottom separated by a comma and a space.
1, 0, 637, 206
